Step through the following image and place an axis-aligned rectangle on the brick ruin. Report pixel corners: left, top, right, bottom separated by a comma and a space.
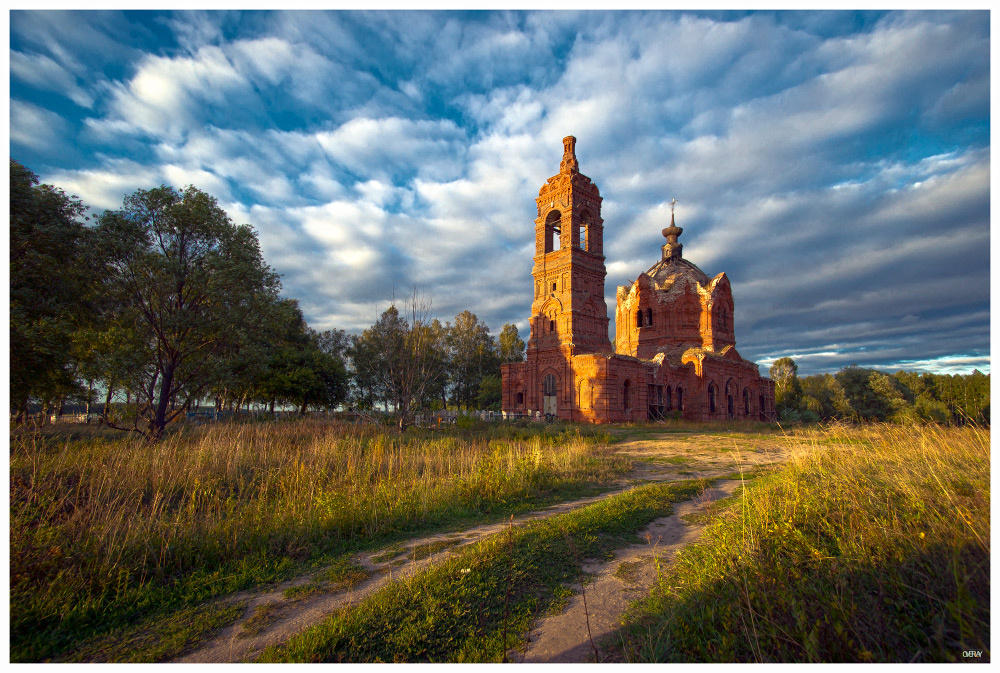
501, 136, 775, 422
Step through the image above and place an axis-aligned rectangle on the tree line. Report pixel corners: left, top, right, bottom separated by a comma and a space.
10, 160, 525, 438
769, 357, 989, 425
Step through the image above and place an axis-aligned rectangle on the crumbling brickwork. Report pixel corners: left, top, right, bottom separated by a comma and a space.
502, 137, 775, 423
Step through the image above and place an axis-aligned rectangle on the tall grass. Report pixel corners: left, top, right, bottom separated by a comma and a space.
617, 423, 990, 662
10, 419, 627, 661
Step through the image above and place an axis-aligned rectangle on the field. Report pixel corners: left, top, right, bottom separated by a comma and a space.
9, 419, 990, 662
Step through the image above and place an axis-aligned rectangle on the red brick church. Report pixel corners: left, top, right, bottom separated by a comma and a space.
501, 136, 775, 422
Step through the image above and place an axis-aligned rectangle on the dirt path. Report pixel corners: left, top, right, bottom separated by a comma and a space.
517, 479, 741, 662
175, 431, 793, 663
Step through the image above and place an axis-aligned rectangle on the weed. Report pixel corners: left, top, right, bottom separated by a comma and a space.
406, 538, 464, 561
9, 419, 629, 661
612, 424, 990, 663
258, 479, 710, 662
240, 602, 286, 638
64, 600, 247, 662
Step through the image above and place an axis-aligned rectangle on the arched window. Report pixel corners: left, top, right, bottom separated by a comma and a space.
578, 224, 587, 251
623, 380, 632, 414
636, 310, 643, 328
545, 211, 561, 253
665, 386, 673, 410
646, 308, 653, 327
743, 389, 750, 416
709, 384, 717, 413
677, 387, 684, 411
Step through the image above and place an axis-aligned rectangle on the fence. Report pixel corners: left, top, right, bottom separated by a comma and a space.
14, 408, 553, 427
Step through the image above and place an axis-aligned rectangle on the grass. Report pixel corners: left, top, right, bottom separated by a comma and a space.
9, 419, 629, 662
258, 478, 712, 663
62, 600, 248, 662
610, 423, 990, 663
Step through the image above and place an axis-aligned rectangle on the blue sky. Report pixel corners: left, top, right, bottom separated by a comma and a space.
9, 9, 991, 376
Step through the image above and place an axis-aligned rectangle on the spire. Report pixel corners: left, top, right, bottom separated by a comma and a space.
559, 135, 578, 174
661, 198, 683, 260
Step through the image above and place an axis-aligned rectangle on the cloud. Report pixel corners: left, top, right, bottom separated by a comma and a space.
10, 10, 989, 376
10, 50, 95, 108
10, 100, 71, 154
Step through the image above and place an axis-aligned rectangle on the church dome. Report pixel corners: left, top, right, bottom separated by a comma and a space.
645, 255, 710, 289
644, 208, 708, 288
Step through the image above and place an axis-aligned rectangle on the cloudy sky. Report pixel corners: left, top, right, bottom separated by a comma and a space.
9, 9, 990, 376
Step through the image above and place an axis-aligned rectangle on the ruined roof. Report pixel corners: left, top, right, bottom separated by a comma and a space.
645, 255, 710, 289
645, 208, 709, 289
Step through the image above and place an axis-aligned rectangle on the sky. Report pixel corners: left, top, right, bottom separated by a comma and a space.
8, 9, 991, 377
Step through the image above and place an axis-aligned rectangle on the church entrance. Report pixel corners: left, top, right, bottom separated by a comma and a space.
543, 374, 558, 416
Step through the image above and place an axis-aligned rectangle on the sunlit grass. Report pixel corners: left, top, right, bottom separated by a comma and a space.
9, 419, 628, 661
613, 423, 990, 662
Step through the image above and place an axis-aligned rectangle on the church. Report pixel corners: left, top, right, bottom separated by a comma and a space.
500, 136, 775, 423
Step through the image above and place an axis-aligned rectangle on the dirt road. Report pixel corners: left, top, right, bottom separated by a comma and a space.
176, 430, 793, 663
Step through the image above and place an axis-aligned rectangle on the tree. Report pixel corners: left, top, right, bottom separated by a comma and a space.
769, 357, 802, 417
799, 373, 853, 420
476, 374, 502, 411
869, 371, 913, 423
836, 365, 891, 421
497, 322, 526, 363
352, 295, 447, 431
9, 160, 93, 420
447, 310, 499, 409
95, 185, 280, 438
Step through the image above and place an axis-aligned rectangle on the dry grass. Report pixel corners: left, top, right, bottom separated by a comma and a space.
616, 422, 990, 662
9, 419, 626, 661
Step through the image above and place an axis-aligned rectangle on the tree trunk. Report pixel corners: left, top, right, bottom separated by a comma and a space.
152, 361, 176, 439
102, 385, 114, 424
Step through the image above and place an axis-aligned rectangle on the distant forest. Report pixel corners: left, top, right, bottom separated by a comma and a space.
770, 358, 989, 425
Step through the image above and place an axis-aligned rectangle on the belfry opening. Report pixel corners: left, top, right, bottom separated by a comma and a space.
501, 136, 775, 422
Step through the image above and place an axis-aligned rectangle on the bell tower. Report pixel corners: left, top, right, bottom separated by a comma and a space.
527, 136, 612, 356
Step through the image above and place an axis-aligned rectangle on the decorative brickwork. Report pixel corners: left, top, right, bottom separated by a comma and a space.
502, 137, 775, 423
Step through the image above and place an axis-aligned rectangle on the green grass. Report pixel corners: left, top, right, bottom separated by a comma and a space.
61, 600, 248, 662
258, 478, 713, 663
610, 423, 990, 663
240, 602, 285, 638
9, 419, 630, 662
406, 538, 465, 561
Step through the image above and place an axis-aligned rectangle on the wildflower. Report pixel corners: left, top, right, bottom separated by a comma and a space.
460, 568, 471, 574
919, 532, 925, 539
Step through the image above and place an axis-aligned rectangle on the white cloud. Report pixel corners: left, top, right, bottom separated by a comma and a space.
98, 46, 253, 140
10, 50, 95, 108
44, 159, 162, 211
10, 100, 70, 154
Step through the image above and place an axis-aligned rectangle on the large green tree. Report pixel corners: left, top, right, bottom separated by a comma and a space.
9, 160, 93, 419
769, 356, 802, 418
257, 300, 347, 414
497, 322, 526, 363
447, 310, 499, 409
95, 185, 280, 438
